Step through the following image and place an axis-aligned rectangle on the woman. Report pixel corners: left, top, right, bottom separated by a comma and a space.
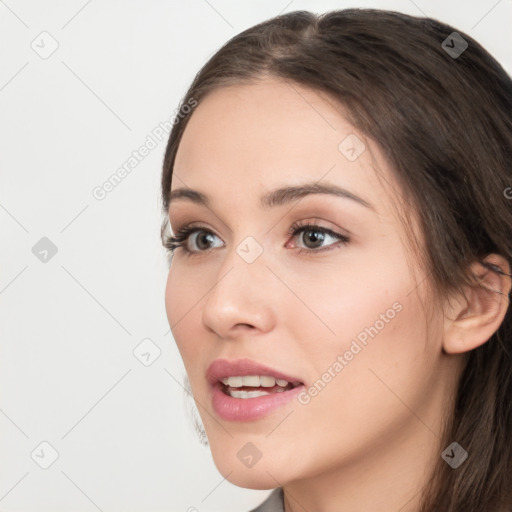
160, 9, 512, 512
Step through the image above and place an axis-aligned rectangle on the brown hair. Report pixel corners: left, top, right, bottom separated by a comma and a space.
160, 9, 512, 511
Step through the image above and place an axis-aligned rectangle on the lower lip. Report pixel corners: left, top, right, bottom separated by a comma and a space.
210, 382, 305, 422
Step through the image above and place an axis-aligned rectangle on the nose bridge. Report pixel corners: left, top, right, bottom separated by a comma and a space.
215, 231, 270, 291
201, 235, 275, 335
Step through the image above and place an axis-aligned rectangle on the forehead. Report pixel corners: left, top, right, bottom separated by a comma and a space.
172, 78, 402, 219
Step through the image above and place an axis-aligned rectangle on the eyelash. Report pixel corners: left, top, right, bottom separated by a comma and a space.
163, 220, 350, 258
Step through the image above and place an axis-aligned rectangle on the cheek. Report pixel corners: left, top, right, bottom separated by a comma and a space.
295, 281, 434, 429
164, 265, 204, 365
282, 245, 416, 360
165, 261, 206, 327
284, 247, 434, 410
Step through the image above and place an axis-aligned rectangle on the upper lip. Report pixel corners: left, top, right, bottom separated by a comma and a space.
206, 358, 304, 386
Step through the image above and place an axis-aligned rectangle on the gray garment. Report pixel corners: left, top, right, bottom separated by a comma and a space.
249, 488, 284, 512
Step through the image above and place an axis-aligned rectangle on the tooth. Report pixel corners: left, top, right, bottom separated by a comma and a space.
260, 376, 276, 387
228, 389, 272, 399
227, 376, 243, 387
242, 375, 260, 387
223, 375, 291, 388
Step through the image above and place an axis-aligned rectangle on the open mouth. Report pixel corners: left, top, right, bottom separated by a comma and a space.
219, 380, 303, 399
206, 359, 306, 411
209, 367, 306, 420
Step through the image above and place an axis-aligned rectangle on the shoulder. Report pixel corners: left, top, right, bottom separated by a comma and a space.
248, 488, 284, 512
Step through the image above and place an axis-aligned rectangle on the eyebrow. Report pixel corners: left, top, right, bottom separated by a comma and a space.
168, 182, 374, 211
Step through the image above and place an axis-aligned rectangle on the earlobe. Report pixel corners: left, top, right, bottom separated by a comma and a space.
442, 254, 511, 355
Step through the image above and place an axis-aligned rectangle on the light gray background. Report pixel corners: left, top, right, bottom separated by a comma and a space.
1, 1, 511, 511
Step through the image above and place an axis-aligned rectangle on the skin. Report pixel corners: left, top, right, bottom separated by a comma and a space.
164, 78, 511, 512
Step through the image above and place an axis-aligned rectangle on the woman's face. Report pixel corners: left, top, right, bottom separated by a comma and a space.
165, 78, 458, 489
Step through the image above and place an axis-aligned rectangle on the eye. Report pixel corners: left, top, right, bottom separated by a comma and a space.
164, 224, 223, 255
163, 220, 350, 257
287, 220, 349, 253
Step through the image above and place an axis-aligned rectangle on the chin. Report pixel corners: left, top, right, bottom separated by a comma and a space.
212, 453, 286, 489
224, 471, 282, 490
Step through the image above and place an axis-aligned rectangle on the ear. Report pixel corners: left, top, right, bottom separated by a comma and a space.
442, 254, 511, 355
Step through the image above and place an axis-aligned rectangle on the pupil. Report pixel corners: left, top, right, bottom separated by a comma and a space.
304, 229, 324, 248
197, 232, 213, 250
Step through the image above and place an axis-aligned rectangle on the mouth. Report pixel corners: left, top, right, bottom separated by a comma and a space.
206, 358, 305, 392
206, 358, 306, 421
218, 376, 303, 399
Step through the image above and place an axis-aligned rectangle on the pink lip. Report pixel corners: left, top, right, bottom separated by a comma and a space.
206, 358, 303, 385
206, 358, 305, 422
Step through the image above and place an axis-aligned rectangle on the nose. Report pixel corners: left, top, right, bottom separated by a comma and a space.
201, 244, 277, 339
